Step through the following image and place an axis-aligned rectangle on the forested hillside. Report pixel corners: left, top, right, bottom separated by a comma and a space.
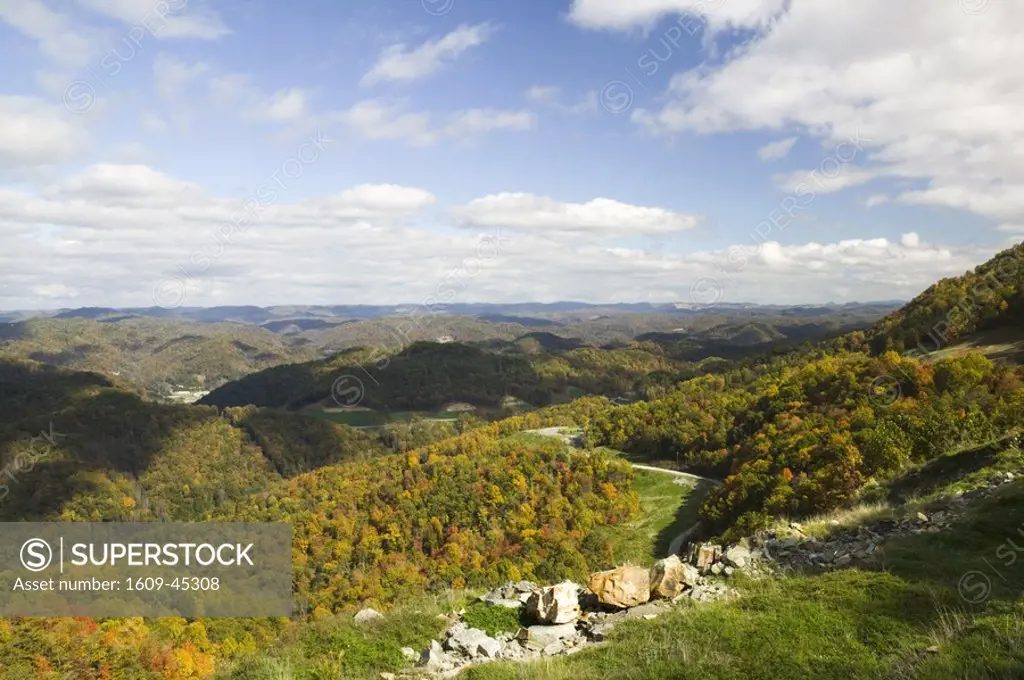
0, 317, 318, 397
864, 242, 1024, 353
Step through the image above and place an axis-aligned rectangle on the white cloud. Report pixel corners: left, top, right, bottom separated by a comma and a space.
525, 85, 598, 115
0, 0, 105, 67
0, 96, 89, 170
443, 109, 535, 137
153, 54, 209, 101
757, 136, 797, 161
452, 193, 702, 236
865, 194, 889, 208
627, 1, 1024, 229
567, 0, 788, 33
361, 23, 494, 85
0, 163, 1001, 308
335, 100, 534, 147
251, 88, 309, 122
775, 167, 879, 195
75, 0, 229, 39
900, 232, 920, 248
141, 112, 168, 132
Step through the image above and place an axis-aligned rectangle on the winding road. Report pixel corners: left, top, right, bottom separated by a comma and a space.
524, 427, 721, 557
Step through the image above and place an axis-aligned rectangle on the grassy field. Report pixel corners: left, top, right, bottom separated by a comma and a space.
589, 469, 709, 566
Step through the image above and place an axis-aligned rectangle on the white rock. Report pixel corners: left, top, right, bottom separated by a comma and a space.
354, 608, 385, 623
518, 622, 579, 650
526, 581, 581, 624
724, 544, 752, 568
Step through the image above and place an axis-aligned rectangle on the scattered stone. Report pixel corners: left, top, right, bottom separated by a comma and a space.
917, 512, 930, 523
542, 641, 564, 656
588, 566, 651, 609
724, 544, 752, 568
446, 624, 496, 659
400, 647, 417, 661
354, 608, 385, 624
526, 581, 581, 624
691, 543, 723, 573
926, 645, 940, 654
477, 636, 502, 659
380, 673, 396, 680
724, 566, 735, 577
518, 622, 579, 651
419, 640, 449, 671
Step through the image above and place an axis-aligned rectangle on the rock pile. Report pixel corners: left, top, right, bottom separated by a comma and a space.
400, 556, 739, 678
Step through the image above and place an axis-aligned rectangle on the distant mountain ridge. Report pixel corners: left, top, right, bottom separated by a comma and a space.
1, 300, 903, 326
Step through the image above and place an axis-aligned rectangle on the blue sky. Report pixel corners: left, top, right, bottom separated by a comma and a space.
0, 0, 1019, 309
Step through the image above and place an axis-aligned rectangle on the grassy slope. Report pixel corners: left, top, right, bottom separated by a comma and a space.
464, 449, 1024, 680
587, 469, 702, 566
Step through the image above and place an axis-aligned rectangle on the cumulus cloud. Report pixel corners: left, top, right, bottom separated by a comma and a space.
0, 0, 105, 67
623, 0, 1024, 229
0, 164, 1001, 308
0, 96, 90, 170
361, 23, 494, 85
452, 193, 702, 236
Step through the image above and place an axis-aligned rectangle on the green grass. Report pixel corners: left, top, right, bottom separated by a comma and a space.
463, 602, 528, 637
588, 469, 709, 566
215, 595, 457, 680
869, 436, 1024, 506
463, 481, 1024, 679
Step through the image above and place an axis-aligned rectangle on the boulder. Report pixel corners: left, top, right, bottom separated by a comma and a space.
446, 625, 494, 658
525, 581, 581, 624
517, 622, 579, 650
477, 636, 502, 659
400, 647, 418, 661
691, 543, 723, 573
418, 640, 449, 671
649, 555, 699, 599
724, 544, 752, 569
588, 566, 650, 609
353, 607, 384, 623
